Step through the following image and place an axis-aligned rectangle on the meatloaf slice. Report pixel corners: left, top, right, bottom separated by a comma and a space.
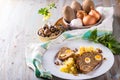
57, 47, 74, 61
76, 52, 103, 74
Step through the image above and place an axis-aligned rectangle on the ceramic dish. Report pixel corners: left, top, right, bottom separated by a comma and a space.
54, 15, 104, 30
42, 39, 114, 80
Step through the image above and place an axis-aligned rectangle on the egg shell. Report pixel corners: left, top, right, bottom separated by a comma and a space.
62, 5, 75, 23
82, 0, 95, 13
71, 1, 82, 14
70, 18, 83, 28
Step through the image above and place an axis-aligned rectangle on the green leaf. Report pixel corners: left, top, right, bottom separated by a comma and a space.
48, 3, 56, 9
89, 29, 97, 41
85, 29, 120, 55
38, 8, 49, 16
38, 2, 56, 20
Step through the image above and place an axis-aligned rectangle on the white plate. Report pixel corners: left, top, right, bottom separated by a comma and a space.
43, 39, 114, 80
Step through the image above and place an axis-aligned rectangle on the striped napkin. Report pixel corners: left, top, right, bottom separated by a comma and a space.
25, 7, 113, 79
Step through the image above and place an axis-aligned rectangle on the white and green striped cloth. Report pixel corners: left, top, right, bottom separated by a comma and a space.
25, 7, 113, 79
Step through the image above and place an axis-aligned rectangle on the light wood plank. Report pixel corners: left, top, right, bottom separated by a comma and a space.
0, 0, 120, 80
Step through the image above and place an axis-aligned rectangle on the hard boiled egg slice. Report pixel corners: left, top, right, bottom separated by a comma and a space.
95, 55, 102, 61
85, 57, 91, 63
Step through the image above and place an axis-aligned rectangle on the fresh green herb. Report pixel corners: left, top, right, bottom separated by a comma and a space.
38, 3, 56, 20
85, 29, 120, 55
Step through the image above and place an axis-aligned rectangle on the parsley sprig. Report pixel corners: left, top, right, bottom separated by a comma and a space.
38, 3, 56, 20
85, 29, 120, 55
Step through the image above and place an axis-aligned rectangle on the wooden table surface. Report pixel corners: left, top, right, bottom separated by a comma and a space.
0, 0, 120, 80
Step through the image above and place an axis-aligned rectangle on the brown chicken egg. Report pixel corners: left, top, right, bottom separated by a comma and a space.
62, 5, 75, 23
82, 0, 95, 13
70, 0, 82, 14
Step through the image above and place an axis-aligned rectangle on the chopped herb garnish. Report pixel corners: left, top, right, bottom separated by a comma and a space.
38, 3, 56, 20
84, 29, 120, 55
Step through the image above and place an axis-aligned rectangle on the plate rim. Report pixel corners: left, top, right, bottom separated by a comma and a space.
42, 39, 114, 80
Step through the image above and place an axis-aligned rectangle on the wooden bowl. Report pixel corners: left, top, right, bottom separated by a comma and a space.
38, 29, 62, 42
54, 17, 69, 29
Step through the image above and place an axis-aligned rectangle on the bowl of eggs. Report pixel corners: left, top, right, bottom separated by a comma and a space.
56, 0, 104, 30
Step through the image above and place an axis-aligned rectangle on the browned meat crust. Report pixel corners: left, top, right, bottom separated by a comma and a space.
76, 52, 103, 74
57, 47, 74, 61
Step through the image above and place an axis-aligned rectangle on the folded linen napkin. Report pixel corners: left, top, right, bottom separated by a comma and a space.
25, 7, 113, 79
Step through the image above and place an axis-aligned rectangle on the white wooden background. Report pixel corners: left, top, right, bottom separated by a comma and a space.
0, 0, 120, 80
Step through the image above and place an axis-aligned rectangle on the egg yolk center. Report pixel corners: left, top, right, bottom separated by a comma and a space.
95, 55, 101, 60
85, 57, 91, 63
